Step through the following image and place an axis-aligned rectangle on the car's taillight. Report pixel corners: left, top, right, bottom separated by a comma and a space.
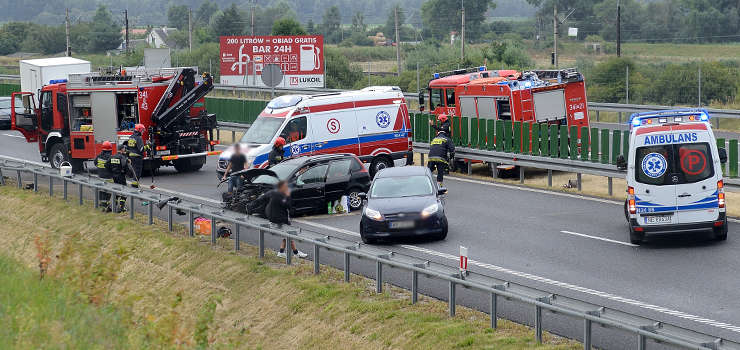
718, 180, 725, 208
628, 186, 636, 214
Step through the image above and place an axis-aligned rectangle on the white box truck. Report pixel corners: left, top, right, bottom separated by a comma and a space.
19, 57, 91, 104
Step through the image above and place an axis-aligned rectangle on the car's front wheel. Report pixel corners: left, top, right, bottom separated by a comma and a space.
436, 216, 448, 240
345, 187, 364, 212
360, 223, 377, 244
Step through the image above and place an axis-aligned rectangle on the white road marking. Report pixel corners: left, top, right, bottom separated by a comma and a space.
446, 176, 623, 205
560, 230, 638, 247
296, 219, 740, 333
294, 219, 360, 237
3, 133, 25, 139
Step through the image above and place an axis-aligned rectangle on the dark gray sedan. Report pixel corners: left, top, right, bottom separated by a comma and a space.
359, 166, 448, 244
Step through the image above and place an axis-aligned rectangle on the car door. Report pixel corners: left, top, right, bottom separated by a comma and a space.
10, 92, 39, 142
324, 159, 353, 203
632, 138, 678, 226
290, 163, 329, 212
672, 138, 720, 224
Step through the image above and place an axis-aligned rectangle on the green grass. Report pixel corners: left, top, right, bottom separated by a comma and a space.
0, 254, 135, 349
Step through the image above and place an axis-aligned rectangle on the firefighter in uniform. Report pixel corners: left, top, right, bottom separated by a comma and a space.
427, 131, 455, 187
94, 141, 114, 211
429, 114, 451, 135
106, 143, 129, 211
268, 137, 286, 168
127, 124, 150, 188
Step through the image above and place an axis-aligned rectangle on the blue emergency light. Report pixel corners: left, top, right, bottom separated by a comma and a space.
433, 73, 440, 79
478, 66, 485, 71
632, 117, 641, 127
524, 81, 532, 88
49, 79, 68, 84
699, 113, 709, 121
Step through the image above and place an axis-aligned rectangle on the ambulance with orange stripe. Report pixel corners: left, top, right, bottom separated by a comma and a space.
621, 109, 728, 244
217, 86, 413, 179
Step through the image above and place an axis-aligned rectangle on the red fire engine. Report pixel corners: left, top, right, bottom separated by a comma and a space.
11, 67, 221, 172
419, 67, 590, 172
421, 67, 589, 131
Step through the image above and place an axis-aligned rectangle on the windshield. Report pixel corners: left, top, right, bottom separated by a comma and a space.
635, 142, 714, 185
371, 176, 434, 198
252, 163, 298, 185
0, 98, 17, 109
267, 95, 302, 109
430, 88, 443, 110
240, 117, 285, 144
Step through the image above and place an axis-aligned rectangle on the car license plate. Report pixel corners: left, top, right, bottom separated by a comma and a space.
644, 215, 671, 224
390, 221, 414, 229
157, 150, 171, 156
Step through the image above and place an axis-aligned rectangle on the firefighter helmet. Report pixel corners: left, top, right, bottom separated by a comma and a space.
275, 137, 286, 148
437, 114, 448, 122
102, 141, 113, 150
135, 124, 146, 133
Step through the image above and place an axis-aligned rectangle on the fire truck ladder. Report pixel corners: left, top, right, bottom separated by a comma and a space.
150, 68, 216, 131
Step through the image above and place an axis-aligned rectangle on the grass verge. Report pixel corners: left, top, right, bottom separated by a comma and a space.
0, 185, 580, 349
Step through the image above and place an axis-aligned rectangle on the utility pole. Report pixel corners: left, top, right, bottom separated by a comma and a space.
395, 7, 402, 76
461, 0, 465, 59
65, 9, 71, 56
188, 9, 193, 52
250, 0, 257, 35
124, 9, 130, 52
616, 0, 621, 57
553, 5, 558, 69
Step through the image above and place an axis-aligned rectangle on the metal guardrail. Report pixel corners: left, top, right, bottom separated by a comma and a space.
1, 155, 739, 350
413, 142, 740, 193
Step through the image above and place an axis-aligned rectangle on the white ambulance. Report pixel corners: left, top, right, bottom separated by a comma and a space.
620, 109, 728, 244
217, 86, 413, 179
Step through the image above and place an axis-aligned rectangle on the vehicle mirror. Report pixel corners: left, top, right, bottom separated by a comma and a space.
437, 187, 448, 195
719, 148, 728, 163
358, 192, 367, 200
418, 91, 425, 112
616, 155, 627, 171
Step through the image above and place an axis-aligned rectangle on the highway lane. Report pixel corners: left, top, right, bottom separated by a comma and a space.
3, 130, 740, 348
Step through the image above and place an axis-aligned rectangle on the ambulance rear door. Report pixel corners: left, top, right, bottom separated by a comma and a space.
671, 126, 721, 224
632, 128, 678, 226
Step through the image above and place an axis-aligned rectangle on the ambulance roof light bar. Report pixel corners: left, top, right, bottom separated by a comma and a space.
629, 108, 710, 127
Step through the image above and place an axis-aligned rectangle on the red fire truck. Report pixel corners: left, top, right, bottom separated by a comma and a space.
11, 67, 221, 172
421, 67, 589, 130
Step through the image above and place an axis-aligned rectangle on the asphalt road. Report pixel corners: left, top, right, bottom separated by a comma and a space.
3, 128, 740, 349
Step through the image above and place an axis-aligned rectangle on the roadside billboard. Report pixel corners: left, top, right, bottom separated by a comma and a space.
219, 35, 324, 88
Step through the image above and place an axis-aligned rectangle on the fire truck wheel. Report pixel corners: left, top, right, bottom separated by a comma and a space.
49, 143, 69, 169
370, 156, 392, 177
455, 160, 468, 174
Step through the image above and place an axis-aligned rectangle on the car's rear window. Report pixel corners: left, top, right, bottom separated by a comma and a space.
635, 142, 714, 185
371, 176, 433, 198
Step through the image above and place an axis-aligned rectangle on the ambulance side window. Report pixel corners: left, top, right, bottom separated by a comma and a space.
430, 88, 443, 110
279, 116, 307, 144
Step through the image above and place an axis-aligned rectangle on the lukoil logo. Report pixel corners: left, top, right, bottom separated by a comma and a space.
290, 77, 299, 85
